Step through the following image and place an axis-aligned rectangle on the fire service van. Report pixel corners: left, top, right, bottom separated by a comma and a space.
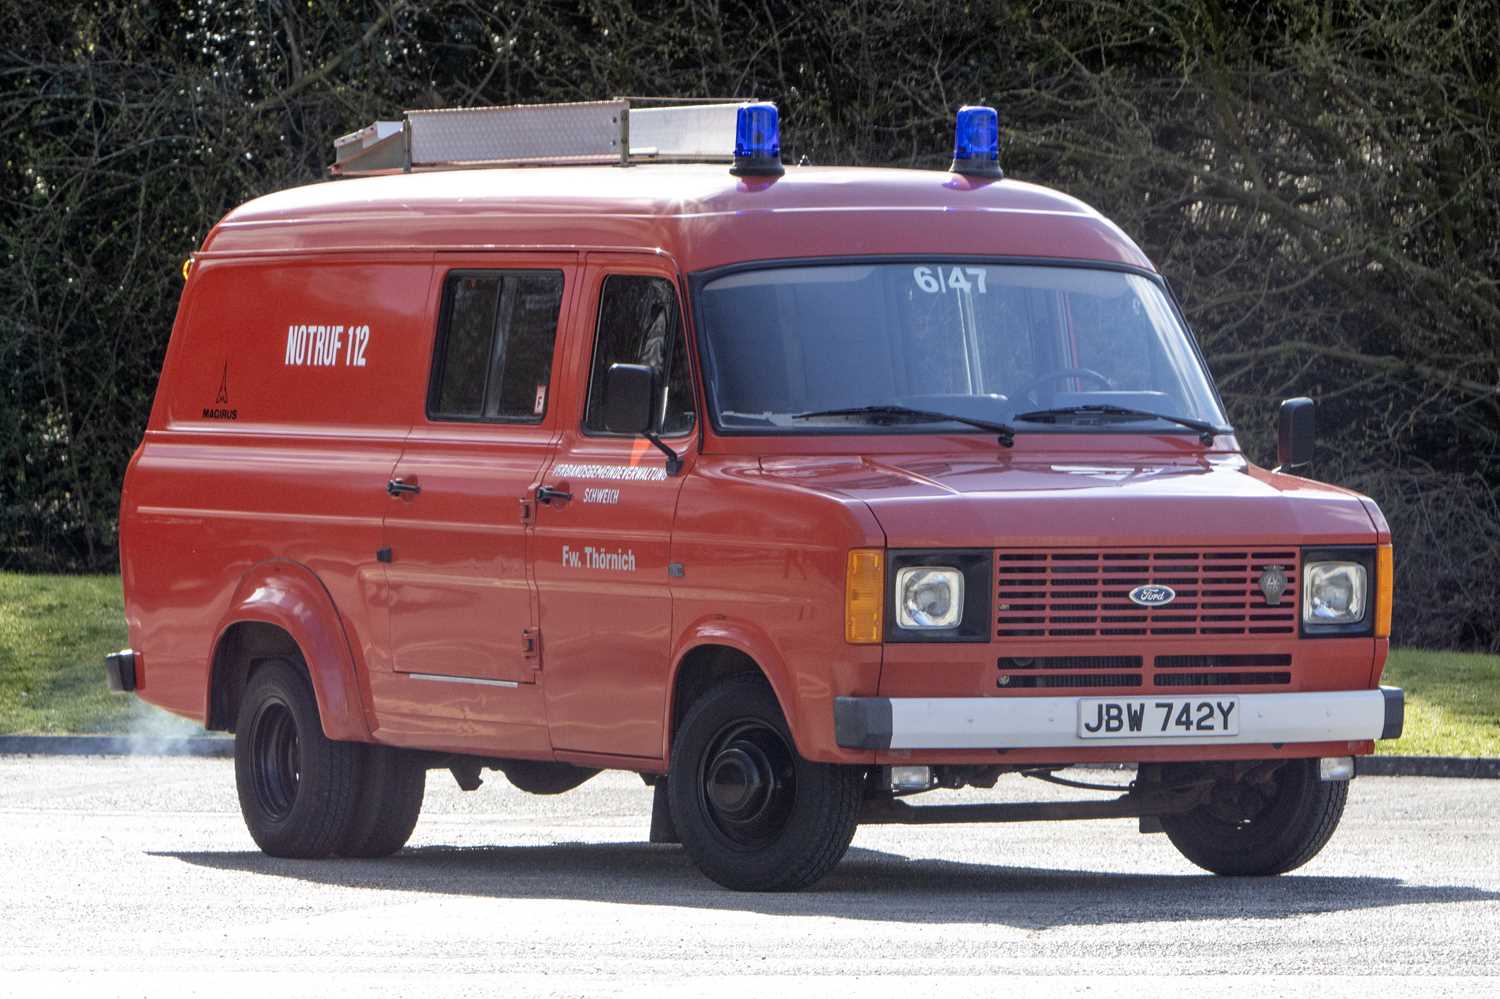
107, 99, 1401, 891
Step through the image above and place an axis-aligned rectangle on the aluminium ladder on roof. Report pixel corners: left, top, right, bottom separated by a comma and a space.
330, 97, 752, 177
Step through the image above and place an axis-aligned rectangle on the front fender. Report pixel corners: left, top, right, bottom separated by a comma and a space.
210, 560, 372, 742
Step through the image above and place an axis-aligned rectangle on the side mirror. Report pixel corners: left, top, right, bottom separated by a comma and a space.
1276, 397, 1315, 471
604, 363, 656, 435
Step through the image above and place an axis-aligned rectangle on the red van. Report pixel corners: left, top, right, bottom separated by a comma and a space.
107, 100, 1400, 890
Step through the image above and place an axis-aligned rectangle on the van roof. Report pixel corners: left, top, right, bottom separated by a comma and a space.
200, 164, 1154, 274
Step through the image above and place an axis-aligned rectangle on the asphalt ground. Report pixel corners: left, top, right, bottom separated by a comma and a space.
1, 756, 1497, 997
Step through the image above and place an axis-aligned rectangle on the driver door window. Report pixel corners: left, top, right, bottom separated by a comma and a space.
583, 275, 695, 437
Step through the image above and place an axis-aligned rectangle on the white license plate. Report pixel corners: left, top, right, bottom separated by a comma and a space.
1077, 696, 1240, 739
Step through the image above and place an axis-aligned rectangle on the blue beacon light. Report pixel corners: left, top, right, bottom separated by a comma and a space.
730, 102, 784, 177
949, 105, 1003, 179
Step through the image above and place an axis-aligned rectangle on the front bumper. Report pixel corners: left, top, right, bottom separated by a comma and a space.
834, 685, 1404, 750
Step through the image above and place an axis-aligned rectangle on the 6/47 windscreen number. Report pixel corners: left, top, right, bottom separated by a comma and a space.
913, 265, 988, 294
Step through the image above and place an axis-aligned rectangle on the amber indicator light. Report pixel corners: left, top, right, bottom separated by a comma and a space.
845, 548, 885, 644
1375, 544, 1394, 639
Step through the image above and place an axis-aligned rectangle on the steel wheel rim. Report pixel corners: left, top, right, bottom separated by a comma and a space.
1198, 764, 1304, 831
697, 718, 796, 849
250, 699, 301, 821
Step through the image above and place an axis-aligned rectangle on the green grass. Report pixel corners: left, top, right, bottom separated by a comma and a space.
1378, 647, 1500, 757
0, 572, 136, 734
2, 573, 1498, 755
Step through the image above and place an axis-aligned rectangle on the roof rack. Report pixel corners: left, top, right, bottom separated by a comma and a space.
330, 97, 753, 177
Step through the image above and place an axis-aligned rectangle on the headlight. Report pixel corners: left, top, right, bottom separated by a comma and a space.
1303, 561, 1368, 625
896, 566, 964, 629
885, 550, 991, 643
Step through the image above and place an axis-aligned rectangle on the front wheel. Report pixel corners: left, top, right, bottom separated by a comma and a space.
1160, 759, 1347, 876
667, 675, 863, 891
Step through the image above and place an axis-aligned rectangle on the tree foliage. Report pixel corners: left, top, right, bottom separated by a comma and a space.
2, 1, 1497, 647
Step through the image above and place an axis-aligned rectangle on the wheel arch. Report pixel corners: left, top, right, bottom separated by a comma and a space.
664, 620, 801, 759
207, 560, 373, 741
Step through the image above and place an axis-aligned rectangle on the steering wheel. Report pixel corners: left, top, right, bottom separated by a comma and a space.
1018, 367, 1114, 405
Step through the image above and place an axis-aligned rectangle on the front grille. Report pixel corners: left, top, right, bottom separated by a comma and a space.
1155, 654, 1293, 669
995, 548, 1299, 639
1152, 653, 1292, 688
993, 653, 1292, 691
995, 655, 1144, 689
999, 655, 1142, 670
1000, 673, 1142, 689
1156, 671, 1292, 687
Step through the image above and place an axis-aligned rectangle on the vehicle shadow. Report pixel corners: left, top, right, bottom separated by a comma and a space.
156, 842, 1500, 928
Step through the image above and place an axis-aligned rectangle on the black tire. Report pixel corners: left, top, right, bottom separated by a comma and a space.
1160, 759, 1348, 876
667, 674, 863, 891
339, 744, 426, 858
234, 658, 361, 859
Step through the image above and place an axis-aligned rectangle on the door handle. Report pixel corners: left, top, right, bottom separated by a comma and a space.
387, 478, 421, 497
535, 484, 572, 505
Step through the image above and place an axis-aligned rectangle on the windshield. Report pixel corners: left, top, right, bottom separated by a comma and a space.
696, 263, 1227, 435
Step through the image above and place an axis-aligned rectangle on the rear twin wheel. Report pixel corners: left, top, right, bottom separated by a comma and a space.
341, 742, 426, 858
234, 659, 424, 859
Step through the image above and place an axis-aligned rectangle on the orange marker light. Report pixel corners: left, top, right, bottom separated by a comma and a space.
1375, 544, 1394, 639
845, 548, 885, 644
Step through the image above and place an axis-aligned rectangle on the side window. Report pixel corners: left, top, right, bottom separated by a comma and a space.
429, 270, 564, 422
584, 275, 695, 436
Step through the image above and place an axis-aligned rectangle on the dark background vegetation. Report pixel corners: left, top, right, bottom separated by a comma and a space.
2, 1, 1496, 649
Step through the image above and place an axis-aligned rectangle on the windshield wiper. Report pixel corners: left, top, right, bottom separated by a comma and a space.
793, 405, 1016, 447
1013, 405, 1227, 446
